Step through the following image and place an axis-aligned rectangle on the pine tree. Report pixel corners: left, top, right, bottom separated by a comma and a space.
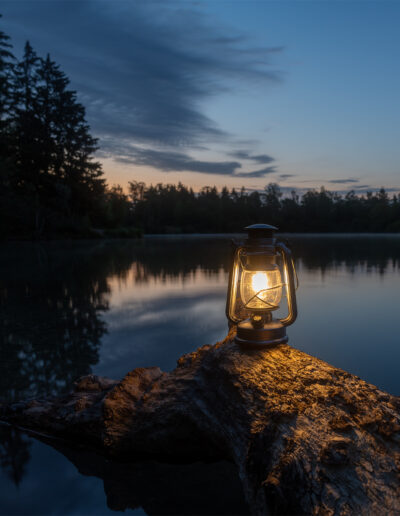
0, 18, 17, 236
35, 54, 105, 222
11, 42, 41, 184
6, 42, 105, 234
0, 15, 14, 123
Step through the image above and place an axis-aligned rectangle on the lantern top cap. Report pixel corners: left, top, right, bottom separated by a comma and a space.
244, 223, 278, 245
245, 224, 278, 231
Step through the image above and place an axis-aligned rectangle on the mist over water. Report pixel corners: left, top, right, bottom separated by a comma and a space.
1, 234, 400, 514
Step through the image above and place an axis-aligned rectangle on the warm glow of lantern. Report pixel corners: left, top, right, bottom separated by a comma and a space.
240, 268, 282, 311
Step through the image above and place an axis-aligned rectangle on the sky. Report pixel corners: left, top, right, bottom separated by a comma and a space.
2, 0, 400, 194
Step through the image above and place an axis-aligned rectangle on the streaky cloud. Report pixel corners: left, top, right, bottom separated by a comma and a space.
101, 141, 278, 177
329, 178, 359, 184
230, 150, 275, 164
234, 166, 277, 178
109, 144, 241, 176
353, 184, 371, 189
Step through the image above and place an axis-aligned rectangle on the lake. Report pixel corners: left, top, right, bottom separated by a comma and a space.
1, 234, 400, 514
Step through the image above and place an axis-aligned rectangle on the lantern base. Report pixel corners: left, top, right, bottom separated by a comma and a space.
235, 319, 287, 348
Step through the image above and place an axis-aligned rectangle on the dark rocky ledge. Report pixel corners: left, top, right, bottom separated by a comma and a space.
1, 329, 400, 515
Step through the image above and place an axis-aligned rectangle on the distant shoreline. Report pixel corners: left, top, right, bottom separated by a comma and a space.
3, 231, 400, 244
144, 232, 400, 240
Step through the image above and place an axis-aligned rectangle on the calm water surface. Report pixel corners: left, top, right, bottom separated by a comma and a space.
1, 235, 400, 514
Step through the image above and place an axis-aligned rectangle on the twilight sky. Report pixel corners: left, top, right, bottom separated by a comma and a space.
3, 0, 400, 194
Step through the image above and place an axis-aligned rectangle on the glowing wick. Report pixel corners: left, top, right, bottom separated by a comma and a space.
251, 272, 269, 293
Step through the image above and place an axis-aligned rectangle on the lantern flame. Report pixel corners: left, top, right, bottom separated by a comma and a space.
251, 272, 269, 294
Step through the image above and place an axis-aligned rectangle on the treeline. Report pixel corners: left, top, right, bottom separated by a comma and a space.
126, 181, 400, 233
0, 18, 137, 239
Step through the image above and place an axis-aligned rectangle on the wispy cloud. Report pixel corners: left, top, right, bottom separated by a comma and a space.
279, 174, 295, 179
235, 166, 277, 178
101, 142, 277, 177
112, 145, 241, 175
329, 178, 359, 184
229, 150, 275, 164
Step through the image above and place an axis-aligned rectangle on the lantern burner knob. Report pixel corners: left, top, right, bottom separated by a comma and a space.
250, 313, 272, 328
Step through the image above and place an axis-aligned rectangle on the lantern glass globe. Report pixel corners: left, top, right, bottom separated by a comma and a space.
240, 266, 282, 311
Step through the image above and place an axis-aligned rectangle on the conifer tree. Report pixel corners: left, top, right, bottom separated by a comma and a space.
11, 42, 41, 185
35, 53, 105, 221
0, 15, 14, 123
7, 40, 105, 233
0, 19, 16, 236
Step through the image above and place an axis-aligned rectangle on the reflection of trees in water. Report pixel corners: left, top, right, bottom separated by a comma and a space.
287, 236, 400, 276
0, 426, 31, 488
0, 241, 138, 403
3, 244, 99, 402
0, 241, 136, 486
130, 238, 232, 284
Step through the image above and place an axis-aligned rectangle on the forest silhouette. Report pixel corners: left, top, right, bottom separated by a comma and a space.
1, 17, 400, 238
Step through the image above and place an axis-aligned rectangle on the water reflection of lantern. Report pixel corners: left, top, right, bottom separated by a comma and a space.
226, 224, 298, 347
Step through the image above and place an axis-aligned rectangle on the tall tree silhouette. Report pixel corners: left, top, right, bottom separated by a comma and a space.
0, 16, 108, 238
0, 15, 14, 123
0, 20, 16, 236
34, 54, 105, 225
9, 45, 105, 234
10, 41, 45, 233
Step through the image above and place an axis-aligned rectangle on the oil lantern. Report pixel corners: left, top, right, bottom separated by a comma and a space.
226, 224, 298, 347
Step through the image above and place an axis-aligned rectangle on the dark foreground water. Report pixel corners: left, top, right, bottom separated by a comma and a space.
1, 234, 400, 514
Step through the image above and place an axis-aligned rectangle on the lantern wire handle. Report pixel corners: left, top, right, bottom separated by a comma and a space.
292, 256, 299, 290
276, 242, 298, 326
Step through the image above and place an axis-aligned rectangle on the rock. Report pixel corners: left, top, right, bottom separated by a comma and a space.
1, 329, 400, 515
